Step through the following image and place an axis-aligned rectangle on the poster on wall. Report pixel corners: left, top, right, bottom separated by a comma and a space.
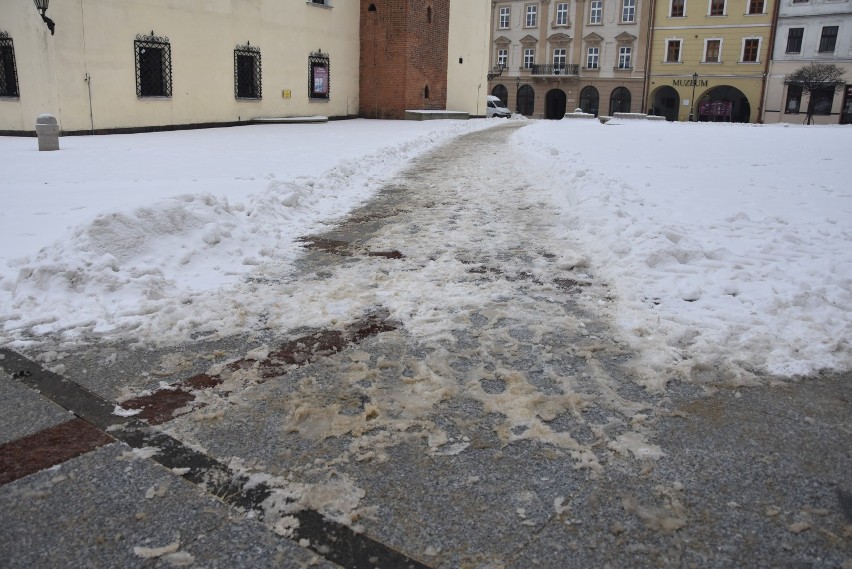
313, 65, 328, 97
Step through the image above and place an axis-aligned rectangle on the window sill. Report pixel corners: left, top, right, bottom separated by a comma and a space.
236, 97, 262, 101
138, 96, 172, 100
738, 61, 761, 64
0, 96, 21, 101
701, 61, 723, 64
309, 97, 330, 102
306, 1, 332, 8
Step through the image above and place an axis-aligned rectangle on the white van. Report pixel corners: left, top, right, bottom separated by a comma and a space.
486, 95, 511, 118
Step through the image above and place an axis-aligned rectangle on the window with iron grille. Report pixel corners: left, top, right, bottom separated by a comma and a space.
819, 26, 838, 53
556, 3, 569, 25
622, 0, 636, 23
0, 32, 19, 98
811, 87, 834, 115
587, 47, 600, 68
747, 0, 764, 13
785, 85, 802, 113
786, 28, 803, 53
670, 0, 685, 17
742, 38, 759, 62
135, 33, 172, 98
618, 47, 632, 69
666, 39, 681, 62
590, 0, 603, 23
309, 50, 330, 99
709, 0, 725, 16
235, 43, 261, 99
499, 6, 510, 28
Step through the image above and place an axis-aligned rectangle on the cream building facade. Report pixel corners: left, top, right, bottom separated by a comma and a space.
645, 0, 776, 122
487, 0, 652, 118
762, 0, 851, 124
0, 1, 491, 135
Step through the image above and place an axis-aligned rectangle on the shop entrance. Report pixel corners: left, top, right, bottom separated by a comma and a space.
698, 86, 751, 123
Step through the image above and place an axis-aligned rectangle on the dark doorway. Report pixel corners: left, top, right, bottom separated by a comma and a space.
609, 87, 631, 114
517, 84, 535, 116
545, 89, 567, 119
699, 86, 750, 122
651, 86, 679, 121
579, 86, 599, 116
492, 84, 509, 107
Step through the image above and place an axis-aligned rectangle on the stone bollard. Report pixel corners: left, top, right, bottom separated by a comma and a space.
35, 114, 60, 151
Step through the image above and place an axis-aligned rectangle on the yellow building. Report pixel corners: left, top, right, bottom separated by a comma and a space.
645, 0, 776, 122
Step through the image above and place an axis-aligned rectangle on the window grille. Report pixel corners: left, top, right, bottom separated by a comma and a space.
0, 32, 19, 98
309, 50, 330, 99
135, 33, 172, 98
235, 43, 261, 99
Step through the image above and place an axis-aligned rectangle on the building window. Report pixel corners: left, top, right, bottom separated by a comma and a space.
526, 4, 538, 27
810, 87, 834, 115
590, 0, 603, 23
670, 0, 685, 17
0, 32, 19, 98
666, 39, 682, 62
427, 5, 433, 23
497, 48, 508, 68
709, 0, 725, 15
618, 47, 632, 68
622, 0, 636, 22
234, 43, 261, 99
704, 39, 721, 62
785, 85, 802, 113
524, 48, 535, 68
499, 6, 511, 28
135, 33, 172, 98
556, 3, 569, 25
819, 26, 838, 53
747, 0, 764, 13
587, 47, 600, 68
742, 38, 759, 62
554, 48, 567, 69
309, 49, 330, 99
785, 28, 804, 53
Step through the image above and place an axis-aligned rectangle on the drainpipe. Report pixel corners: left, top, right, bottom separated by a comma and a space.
757, 0, 781, 123
642, 0, 657, 114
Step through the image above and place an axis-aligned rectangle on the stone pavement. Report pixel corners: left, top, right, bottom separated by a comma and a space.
1, 124, 850, 568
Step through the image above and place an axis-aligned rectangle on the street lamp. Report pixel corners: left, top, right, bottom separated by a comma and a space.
33, 0, 55, 35
690, 72, 698, 121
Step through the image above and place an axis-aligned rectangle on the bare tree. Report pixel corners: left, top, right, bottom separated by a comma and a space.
785, 63, 846, 124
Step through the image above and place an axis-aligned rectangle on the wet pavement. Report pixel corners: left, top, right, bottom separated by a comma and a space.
1, 124, 850, 568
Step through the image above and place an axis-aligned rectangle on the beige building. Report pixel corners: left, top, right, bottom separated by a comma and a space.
645, 0, 776, 122
487, 0, 651, 118
0, 1, 490, 135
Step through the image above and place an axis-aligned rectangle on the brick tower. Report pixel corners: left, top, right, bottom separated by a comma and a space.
359, 0, 450, 119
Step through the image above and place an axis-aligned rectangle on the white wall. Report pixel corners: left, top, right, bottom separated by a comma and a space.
446, 0, 492, 115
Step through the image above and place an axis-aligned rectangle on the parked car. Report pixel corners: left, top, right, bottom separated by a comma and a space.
486, 95, 511, 118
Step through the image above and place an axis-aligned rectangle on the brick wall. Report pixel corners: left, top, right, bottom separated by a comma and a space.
360, 0, 450, 119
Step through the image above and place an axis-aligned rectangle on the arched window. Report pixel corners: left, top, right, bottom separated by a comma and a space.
492, 84, 508, 107
609, 87, 631, 114
579, 86, 599, 116
517, 84, 535, 116
368, 3, 377, 11
424, 84, 430, 99
427, 6, 433, 23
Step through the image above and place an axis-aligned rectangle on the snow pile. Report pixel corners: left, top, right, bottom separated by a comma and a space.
0, 119, 496, 344
513, 119, 851, 383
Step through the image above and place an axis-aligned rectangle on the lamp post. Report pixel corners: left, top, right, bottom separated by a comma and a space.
33, 0, 55, 35
690, 72, 698, 121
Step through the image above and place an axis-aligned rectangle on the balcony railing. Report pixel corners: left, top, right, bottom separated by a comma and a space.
530, 64, 580, 76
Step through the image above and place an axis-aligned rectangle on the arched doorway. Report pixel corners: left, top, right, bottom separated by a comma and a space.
651, 86, 679, 121
517, 84, 535, 116
545, 89, 567, 119
579, 86, 599, 116
609, 87, 631, 114
492, 84, 508, 107
698, 86, 751, 123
